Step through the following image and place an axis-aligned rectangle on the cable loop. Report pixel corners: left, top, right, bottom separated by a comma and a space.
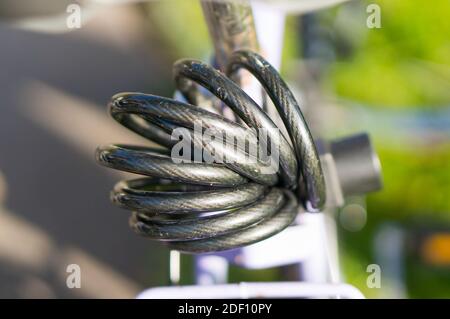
96, 50, 325, 253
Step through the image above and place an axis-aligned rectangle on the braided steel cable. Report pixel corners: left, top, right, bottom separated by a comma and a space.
96, 50, 325, 253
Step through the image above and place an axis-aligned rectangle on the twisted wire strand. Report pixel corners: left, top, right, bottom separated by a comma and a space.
226, 51, 326, 210
96, 50, 325, 253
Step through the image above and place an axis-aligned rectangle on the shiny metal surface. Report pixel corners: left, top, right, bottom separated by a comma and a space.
330, 133, 383, 196
96, 51, 325, 253
201, 0, 259, 71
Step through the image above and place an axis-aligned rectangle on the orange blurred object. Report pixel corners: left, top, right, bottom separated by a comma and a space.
421, 234, 450, 266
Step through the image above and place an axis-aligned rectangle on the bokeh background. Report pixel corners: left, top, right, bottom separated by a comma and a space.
0, 0, 448, 298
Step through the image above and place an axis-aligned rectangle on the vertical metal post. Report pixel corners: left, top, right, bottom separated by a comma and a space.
200, 0, 264, 114
169, 250, 181, 285
200, 0, 259, 71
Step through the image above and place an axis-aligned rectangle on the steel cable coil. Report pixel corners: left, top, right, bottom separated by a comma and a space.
96, 50, 325, 253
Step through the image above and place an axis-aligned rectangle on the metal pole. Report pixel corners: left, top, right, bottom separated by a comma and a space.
200, 0, 259, 71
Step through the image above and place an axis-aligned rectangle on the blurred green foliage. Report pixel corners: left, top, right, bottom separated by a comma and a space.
148, 0, 210, 60
327, 0, 450, 298
341, 144, 450, 298
328, 0, 450, 108
372, 145, 450, 218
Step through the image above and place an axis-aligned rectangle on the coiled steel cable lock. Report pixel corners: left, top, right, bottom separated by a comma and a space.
96, 50, 382, 254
